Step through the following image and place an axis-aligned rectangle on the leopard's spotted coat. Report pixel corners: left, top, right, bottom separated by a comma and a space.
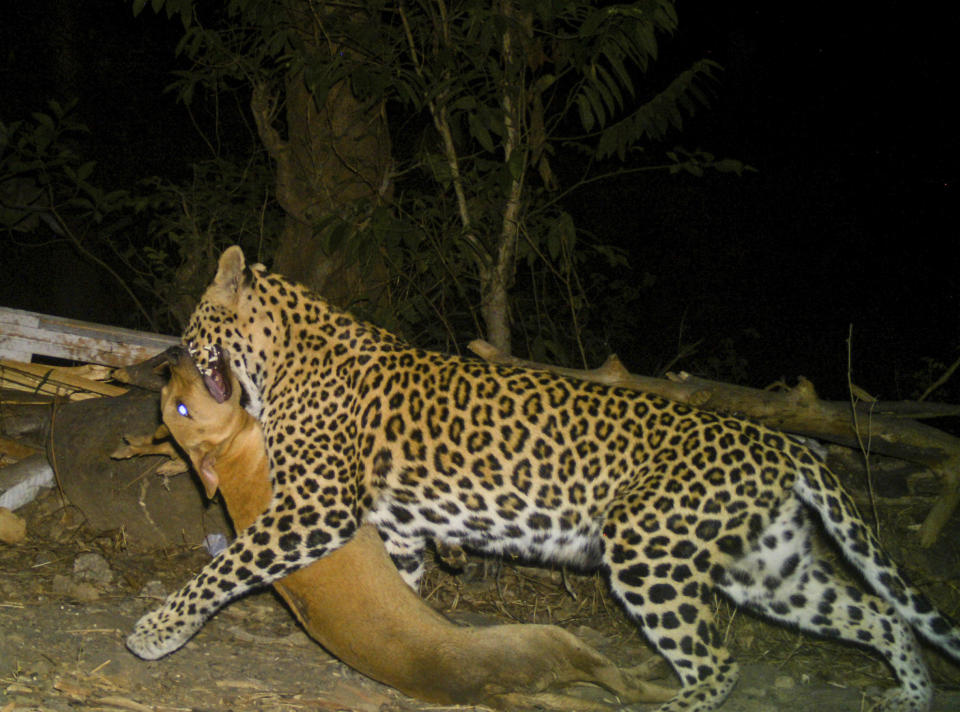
127, 246, 960, 712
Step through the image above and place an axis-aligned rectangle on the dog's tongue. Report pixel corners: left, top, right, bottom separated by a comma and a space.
203, 346, 232, 403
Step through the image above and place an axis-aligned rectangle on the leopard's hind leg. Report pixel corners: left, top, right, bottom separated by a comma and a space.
718, 496, 932, 712
373, 524, 427, 589
602, 499, 740, 712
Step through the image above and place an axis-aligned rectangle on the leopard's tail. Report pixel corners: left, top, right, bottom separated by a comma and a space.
791, 453, 960, 662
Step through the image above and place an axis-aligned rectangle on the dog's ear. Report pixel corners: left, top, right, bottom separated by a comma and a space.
198, 453, 220, 499
152, 424, 171, 440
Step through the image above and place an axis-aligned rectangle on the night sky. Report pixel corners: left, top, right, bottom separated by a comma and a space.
1, 1, 958, 402
578, 3, 960, 397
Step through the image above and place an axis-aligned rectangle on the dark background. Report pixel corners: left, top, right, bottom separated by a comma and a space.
1, 1, 957, 400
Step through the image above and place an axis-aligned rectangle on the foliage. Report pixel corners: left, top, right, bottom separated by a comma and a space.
0, 100, 127, 234
122, 155, 281, 332
0, 100, 153, 325
0, 100, 278, 333
130, 0, 748, 362
904, 353, 960, 403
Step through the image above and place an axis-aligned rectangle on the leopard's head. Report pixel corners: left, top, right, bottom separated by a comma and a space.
183, 246, 264, 415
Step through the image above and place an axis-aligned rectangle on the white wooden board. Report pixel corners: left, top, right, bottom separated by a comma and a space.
0, 306, 178, 366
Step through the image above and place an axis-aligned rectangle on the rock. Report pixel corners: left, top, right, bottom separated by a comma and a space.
21, 659, 52, 680
774, 674, 796, 689
0, 507, 26, 544
73, 552, 113, 584
0, 453, 54, 511
138, 580, 168, 599
52, 574, 100, 602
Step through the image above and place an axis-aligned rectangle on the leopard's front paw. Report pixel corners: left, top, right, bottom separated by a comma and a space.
126, 603, 200, 660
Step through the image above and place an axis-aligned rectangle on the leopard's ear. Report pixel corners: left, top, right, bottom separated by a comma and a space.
206, 246, 249, 307
214, 246, 246, 293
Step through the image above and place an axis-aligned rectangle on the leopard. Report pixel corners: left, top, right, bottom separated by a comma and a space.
127, 245, 960, 712
155, 344, 675, 708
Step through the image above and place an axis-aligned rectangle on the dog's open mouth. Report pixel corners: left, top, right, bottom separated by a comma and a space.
188, 343, 232, 404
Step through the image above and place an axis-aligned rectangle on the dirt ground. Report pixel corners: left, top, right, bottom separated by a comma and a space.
3, 487, 960, 712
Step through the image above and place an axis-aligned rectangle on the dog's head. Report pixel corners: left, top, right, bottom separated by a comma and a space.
160, 345, 244, 497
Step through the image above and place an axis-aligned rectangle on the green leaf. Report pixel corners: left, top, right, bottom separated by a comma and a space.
713, 158, 749, 175
451, 95, 477, 111
594, 64, 623, 112
593, 58, 720, 159
468, 111, 495, 153
577, 95, 595, 133
48, 99, 65, 119
579, 8, 606, 37
401, 225, 423, 251
32, 112, 55, 132
132, 0, 149, 17
507, 150, 525, 182
76, 161, 96, 182
424, 153, 453, 187
579, 86, 607, 129
103, 190, 128, 204
532, 74, 556, 94
66, 196, 94, 212
546, 211, 576, 261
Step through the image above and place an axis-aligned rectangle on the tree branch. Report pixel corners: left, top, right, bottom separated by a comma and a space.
250, 80, 286, 158
396, 1, 487, 268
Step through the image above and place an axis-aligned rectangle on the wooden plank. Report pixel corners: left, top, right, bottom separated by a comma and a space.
0, 359, 128, 398
0, 306, 178, 366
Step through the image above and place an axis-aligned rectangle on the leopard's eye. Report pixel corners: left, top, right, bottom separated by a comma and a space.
177, 402, 190, 417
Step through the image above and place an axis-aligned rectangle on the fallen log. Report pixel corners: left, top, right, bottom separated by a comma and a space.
0, 390, 229, 549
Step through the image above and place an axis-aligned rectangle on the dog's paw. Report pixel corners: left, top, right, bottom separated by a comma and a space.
126, 603, 199, 660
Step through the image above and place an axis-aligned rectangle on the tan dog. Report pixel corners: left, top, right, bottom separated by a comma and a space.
157, 345, 673, 709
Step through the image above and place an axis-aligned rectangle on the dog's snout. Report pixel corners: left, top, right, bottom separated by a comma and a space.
163, 345, 190, 365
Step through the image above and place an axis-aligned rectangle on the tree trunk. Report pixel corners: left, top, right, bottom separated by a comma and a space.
252, 35, 392, 309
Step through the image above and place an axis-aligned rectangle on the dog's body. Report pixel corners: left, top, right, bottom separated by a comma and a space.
158, 346, 673, 709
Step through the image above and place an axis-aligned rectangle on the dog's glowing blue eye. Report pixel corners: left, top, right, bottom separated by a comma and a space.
177, 403, 189, 417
